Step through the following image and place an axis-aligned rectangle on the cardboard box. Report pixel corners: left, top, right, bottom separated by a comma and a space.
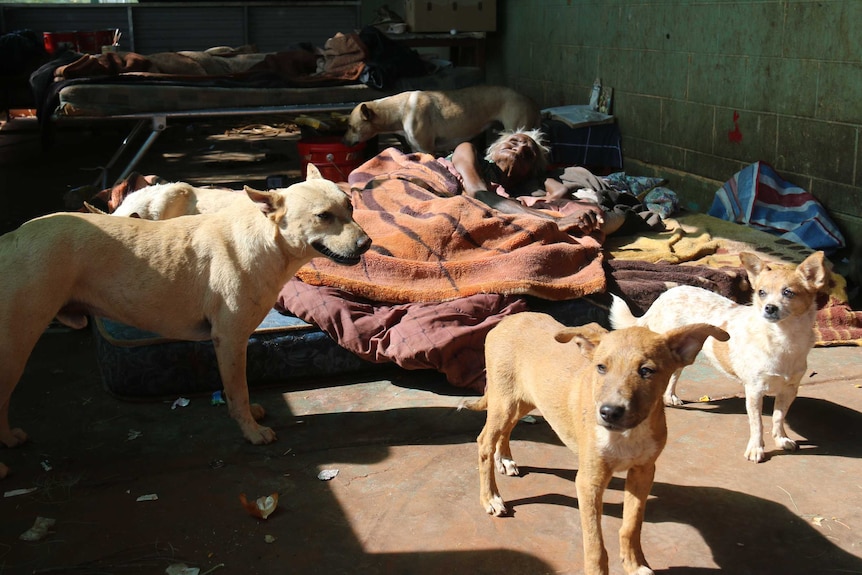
404, 0, 497, 33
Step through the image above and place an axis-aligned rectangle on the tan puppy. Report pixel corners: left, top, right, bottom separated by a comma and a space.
342, 85, 540, 153
609, 251, 829, 463
0, 164, 371, 476
464, 313, 727, 575
111, 182, 247, 219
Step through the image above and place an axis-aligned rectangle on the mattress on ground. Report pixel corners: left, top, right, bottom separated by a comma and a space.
92, 308, 379, 399
56, 66, 483, 117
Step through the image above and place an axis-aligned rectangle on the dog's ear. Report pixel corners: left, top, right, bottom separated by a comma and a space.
665, 323, 729, 367
243, 185, 283, 215
739, 251, 767, 281
83, 201, 108, 215
360, 103, 375, 121
554, 322, 607, 343
555, 323, 607, 358
306, 163, 323, 180
796, 250, 830, 292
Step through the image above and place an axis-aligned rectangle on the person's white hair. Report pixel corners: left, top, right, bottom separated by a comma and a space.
484, 128, 551, 176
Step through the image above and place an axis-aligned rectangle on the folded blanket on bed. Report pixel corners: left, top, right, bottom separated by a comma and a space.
294, 147, 607, 303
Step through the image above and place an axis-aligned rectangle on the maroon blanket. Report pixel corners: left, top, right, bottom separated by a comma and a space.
279, 281, 528, 391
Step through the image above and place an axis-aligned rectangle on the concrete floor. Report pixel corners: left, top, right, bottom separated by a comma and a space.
1, 116, 862, 575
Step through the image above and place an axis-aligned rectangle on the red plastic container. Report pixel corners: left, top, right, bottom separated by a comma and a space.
44, 29, 118, 55
297, 137, 366, 183
43, 31, 79, 54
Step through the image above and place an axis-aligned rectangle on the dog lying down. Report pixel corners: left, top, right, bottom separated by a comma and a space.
463, 314, 727, 575
609, 251, 829, 463
0, 164, 371, 479
108, 181, 248, 219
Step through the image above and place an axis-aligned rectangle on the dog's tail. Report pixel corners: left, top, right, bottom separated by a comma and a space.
608, 293, 639, 330
457, 396, 487, 412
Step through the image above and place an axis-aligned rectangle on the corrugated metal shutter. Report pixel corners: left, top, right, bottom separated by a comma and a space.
248, 5, 359, 52
1, 3, 360, 55
132, 6, 245, 53
3, 6, 128, 39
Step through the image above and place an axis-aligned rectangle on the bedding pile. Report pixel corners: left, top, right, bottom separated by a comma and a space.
92, 149, 862, 393
278, 147, 608, 391
293, 147, 607, 303
275, 148, 754, 391
277, 150, 862, 389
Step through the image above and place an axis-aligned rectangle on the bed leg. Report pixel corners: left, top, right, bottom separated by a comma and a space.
114, 115, 166, 185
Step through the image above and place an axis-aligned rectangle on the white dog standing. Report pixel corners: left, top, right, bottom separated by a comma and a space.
342, 85, 540, 154
0, 164, 371, 478
609, 251, 829, 462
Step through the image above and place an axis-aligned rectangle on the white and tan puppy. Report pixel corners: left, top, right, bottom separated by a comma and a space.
0, 164, 371, 477
111, 182, 247, 219
464, 314, 727, 575
342, 85, 540, 154
609, 251, 829, 463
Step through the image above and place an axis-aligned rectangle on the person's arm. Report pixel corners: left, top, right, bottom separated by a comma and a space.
451, 142, 488, 196
450, 141, 609, 234
543, 177, 576, 201
450, 142, 527, 214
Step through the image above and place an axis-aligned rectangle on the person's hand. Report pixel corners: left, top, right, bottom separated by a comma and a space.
556, 202, 606, 235
570, 209, 604, 234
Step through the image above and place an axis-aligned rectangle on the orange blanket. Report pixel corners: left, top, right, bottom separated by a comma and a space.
296, 147, 606, 303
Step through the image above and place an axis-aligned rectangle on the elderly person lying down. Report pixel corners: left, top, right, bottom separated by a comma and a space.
448, 128, 626, 236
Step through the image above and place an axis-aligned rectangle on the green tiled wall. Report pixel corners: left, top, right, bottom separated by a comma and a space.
487, 0, 862, 251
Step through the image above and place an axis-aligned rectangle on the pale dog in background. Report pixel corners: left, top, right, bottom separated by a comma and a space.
110, 182, 247, 219
463, 313, 727, 575
0, 164, 371, 479
609, 251, 829, 463
342, 85, 540, 154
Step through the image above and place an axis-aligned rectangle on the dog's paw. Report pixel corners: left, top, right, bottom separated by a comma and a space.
0, 462, 9, 480
744, 443, 766, 463
484, 494, 508, 517
630, 567, 655, 575
663, 394, 684, 407
775, 436, 798, 452
245, 424, 277, 445
0, 428, 28, 449
250, 403, 266, 421
495, 457, 519, 476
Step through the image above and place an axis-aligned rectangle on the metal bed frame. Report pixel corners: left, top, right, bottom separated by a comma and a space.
55, 102, 362, 191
